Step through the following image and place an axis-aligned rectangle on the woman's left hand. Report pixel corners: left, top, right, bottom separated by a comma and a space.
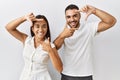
42, 37, 52, 52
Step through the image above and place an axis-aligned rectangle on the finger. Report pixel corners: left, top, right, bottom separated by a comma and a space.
69, 28, 78, 34
75, 10, 81, 13
45, 37, 50, 43
29, 20, 33, 26
26, 17, 33, 26
29, 12, 34, 15
80, 5, 88, 13
47, 37, 50, 42
85, 11, 92, 21
84, 5, 88, 10
71, 28, 78, 31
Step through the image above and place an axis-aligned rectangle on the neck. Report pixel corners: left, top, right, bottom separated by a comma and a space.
34, 36, 45, 43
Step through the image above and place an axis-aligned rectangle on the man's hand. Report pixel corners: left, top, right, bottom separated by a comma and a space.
76, 5, 96, 21
60, 23, 78, 38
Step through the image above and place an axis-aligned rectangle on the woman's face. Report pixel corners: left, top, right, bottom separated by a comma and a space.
32, 19, 48, 39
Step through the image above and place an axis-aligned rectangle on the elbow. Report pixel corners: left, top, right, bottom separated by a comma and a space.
55, 63, 63, 73
109, 17, 117, 27
5, 24, 11, 31
57, 66, 63, 73
5, 24, 16, 32
5, 25, 9, 31
111, 17, 117, 26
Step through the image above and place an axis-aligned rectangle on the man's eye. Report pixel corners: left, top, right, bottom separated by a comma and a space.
67, 16, 70, 19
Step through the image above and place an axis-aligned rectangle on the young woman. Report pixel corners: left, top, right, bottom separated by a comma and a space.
6, 13, 63, 80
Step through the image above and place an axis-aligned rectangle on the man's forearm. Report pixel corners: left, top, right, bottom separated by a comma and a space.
54, 34, 65, 50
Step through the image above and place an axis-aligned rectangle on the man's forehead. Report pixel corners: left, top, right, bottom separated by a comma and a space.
66, 9, 77, 12
66, 9, 79, 16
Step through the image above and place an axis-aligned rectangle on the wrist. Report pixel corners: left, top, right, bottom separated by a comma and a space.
59, 33, 66, 39
47, 48, 53, 53
21, 16, 27, 21
93, 8, 97, 14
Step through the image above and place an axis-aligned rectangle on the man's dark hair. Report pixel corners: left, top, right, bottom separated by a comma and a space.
65, 4, 79, 13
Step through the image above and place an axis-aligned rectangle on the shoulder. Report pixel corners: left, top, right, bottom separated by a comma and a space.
24, 36, 33, 44
85, 21, 100, 27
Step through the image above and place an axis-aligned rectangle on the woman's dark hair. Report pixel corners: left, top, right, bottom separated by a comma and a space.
65, 4, 79, 13
30, 15, 51, 41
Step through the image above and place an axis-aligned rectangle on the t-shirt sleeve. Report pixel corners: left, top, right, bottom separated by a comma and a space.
89, 21, 100, 37
24, 36, 32, 45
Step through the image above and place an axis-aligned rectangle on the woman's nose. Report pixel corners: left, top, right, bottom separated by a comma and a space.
39, 27, 43, 31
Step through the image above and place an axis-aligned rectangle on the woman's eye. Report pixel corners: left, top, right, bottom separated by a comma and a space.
42, 24, 47, 28
35, 25, 39, 28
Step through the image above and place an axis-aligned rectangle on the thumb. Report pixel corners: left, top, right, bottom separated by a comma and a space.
45, 37, 50, 43
47, 37, 50, 42
85, 11, 91, 21
72, 27, 79, 31
29, 20, 33, 26
75, 9, 82, 13
25, 16, 33, 26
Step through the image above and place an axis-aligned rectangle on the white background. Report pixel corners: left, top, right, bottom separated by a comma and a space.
0, 0, 120, 80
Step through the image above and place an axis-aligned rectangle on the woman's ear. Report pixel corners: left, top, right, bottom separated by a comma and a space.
31, 26, 34, 34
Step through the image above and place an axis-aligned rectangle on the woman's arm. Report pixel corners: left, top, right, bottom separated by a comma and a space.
42, 38, 63, 73
48, 47, 63, 73
5, 15, 28, 43
5, 13, 37, 43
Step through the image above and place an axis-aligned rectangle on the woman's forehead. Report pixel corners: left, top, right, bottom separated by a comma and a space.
34, 19, 47, 24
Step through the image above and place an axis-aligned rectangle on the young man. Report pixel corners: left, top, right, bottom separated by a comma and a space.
54, 4, 116, 80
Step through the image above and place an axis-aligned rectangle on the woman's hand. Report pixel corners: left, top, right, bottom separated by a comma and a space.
25, 13, 43, 26
42, 37, 52, 52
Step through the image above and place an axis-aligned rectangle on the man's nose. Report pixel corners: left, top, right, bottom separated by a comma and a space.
70, 17, 75, 21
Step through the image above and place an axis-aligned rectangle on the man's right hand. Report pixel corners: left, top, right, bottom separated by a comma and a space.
60, 23, 78, 38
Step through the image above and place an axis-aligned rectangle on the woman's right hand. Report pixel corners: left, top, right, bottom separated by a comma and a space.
25, 13, 44, 26
24, 13, 36, 26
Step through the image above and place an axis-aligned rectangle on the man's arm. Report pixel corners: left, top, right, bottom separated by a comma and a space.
54, 24, 78, 50
54, 33, 65, 50
93, 7, 117, 32
79, 5, 117, 32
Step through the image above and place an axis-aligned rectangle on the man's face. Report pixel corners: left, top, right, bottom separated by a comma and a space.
65, 9, 80, 28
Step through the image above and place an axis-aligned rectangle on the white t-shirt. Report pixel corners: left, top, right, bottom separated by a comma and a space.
62, 21, 99, 76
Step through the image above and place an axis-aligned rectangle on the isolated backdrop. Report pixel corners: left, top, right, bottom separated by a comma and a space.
0, 0, 120, 80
